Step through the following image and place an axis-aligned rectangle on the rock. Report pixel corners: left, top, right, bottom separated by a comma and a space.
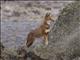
34, 1, 80, 60
1, 46, 48, 60
0, 42, 4, 59
16, 47, 48, 60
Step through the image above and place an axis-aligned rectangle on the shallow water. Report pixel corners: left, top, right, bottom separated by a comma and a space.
1, 20, 42, 48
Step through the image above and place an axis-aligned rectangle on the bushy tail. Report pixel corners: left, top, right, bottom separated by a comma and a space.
26, 32, 35, 48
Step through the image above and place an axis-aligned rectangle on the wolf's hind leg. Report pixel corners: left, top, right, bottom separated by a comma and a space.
44, 34, 48, 45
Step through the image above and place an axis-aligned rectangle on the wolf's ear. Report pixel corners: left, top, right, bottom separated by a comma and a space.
45, 13, 50, 17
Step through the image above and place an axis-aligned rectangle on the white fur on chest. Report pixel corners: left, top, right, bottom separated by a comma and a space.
45, 20, 52, 33
45, 29, 50, 33
47, 20, 51, 25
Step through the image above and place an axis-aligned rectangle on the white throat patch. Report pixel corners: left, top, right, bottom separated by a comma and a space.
47, 20, 51, 25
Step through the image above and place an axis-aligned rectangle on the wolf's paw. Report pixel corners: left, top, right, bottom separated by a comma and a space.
45, 41, 48, 46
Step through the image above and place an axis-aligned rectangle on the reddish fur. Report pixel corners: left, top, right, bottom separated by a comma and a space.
26, 13, 54, 47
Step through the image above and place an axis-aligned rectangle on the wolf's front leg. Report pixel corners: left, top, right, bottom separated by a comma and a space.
44, 34, 48, 45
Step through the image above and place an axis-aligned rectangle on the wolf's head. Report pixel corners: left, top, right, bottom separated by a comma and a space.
45, 13, 54, 21
44, 13, 54, 25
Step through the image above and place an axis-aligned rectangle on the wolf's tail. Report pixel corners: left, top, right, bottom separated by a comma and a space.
26, 32, 35, 48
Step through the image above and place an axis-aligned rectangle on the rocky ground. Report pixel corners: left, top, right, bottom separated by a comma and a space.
33, 1, 80, 60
